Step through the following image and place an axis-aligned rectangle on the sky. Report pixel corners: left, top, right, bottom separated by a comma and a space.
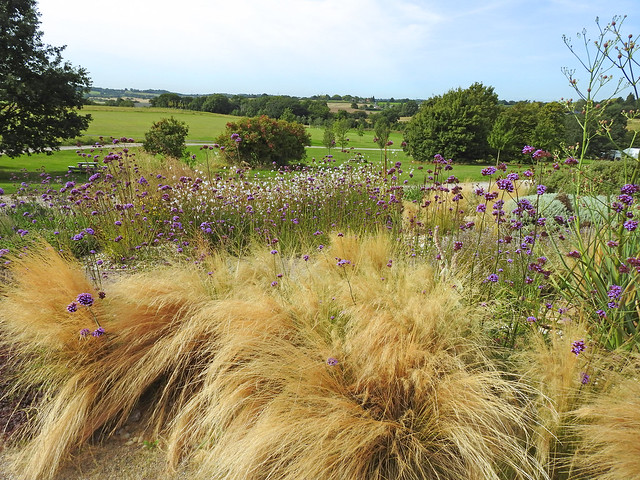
37, 0, 640, 102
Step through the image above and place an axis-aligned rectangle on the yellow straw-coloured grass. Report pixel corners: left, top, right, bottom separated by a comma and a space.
1, 236, 542, 479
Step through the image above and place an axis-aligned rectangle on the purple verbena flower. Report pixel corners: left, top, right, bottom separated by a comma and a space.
92, 327, 105, 337
79, 328, 90, 337
327, 357, 339, 366
537, 184, 547, 195
623, 220, 638, 231
76, 293, 94, 306
620, 184, 640, 195
571, 339, 586, 356
496, 178, 514, 192
607, 284, 623, 300
67, 302, 78, 313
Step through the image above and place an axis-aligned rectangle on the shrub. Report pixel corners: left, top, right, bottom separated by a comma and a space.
545, 160, 633, 195
142, 117, 189, 160
215, 115, 311, 167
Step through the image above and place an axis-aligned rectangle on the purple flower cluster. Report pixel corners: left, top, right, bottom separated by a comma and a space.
76, 292, 94, 307
495, 178, 514, 192
571, 339, 586, 356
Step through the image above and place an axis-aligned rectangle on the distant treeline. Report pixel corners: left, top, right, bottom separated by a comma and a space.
147, 93, 421, 127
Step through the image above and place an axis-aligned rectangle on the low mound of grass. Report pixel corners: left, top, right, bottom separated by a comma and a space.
1, 236, 541, 480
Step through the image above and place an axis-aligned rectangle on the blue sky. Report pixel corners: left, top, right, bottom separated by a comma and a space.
38, 0, 640, 101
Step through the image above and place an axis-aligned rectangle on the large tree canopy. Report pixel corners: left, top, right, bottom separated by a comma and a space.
404, 83, 499, 163
1, 0, 91, 157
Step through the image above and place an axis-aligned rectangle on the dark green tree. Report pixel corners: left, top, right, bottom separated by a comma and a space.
404, 83, 499, 163
201, 94, 233, 114
1, 0, 91, 157
143, 117, 189, 159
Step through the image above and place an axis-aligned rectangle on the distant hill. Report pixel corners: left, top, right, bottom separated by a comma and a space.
85, 88, 182, 106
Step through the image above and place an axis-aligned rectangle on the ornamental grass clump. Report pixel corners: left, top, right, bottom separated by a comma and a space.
1, 235, 543, 480
571, 368, 640, 480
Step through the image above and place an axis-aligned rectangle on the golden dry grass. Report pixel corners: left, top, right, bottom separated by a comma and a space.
570, 359, 640, 480
2, 235, 544, 479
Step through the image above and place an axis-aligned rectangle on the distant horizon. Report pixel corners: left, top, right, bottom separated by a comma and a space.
40, 0, 640, 103
85, 85, 591, 104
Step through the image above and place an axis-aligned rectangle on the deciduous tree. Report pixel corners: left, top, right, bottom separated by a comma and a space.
404, 83, 499, 163
1, 0, 91, 157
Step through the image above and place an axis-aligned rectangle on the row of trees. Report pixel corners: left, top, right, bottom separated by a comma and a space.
149, 92, 417, 128
404, 82, 636, 163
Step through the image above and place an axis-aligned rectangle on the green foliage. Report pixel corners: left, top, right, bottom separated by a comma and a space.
545, 160, 636, 195
488, 102, 566, 162
143, 117, 189, 159
215, 115, 310, 167
332, 119, 351, 151
404, 82, 499, 162
201, 94, 233, 114
322, 125, 335, 152
0, 0, 91, 158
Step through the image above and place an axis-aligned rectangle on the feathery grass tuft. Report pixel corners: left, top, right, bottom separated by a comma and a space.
1, 236, 543, 479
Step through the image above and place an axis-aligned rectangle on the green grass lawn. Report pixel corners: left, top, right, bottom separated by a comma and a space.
76, 105, 233, 143
70, 106, 406, 150
0, 106, 490, 193
0, 143, 491, 194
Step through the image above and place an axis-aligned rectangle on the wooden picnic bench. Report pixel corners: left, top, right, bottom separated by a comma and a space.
68, 161, 99, 173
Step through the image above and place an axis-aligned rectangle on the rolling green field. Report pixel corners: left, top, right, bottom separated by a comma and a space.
77, 105, 232, 142
78, 105, 407, 148
0, 106, 490, 193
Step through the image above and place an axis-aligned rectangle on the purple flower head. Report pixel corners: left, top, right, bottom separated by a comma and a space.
618, 194, 634, 205
571, 339, 586, 356
607, 284, 623, 300
481, 166, 497, 176
270, 249, 278, 255
271, 281, 278, 287
336, 258, 351, 267
79, 328, 90, 337
522, 145, 535, 155
526, 316, 537, 323
487, 273, 499, 282
507, 173, 519, 181
567, 250, 581, 259
596, 309, 607, 318
623, 220, 638, 231
581, 372, 590, 385
564, 157, 578, 165
453, 241, 463, 251
496, 178, 514, 192
72, 233, 84, 241
620, 184, 640, 195
76, 293, 94, 307
327, 357, 339, 366
98, 291, 106, 299
303, 254, 310, 261
537, 184, 547, 195
92, 327, 105, 337
67, 302, 78, 313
